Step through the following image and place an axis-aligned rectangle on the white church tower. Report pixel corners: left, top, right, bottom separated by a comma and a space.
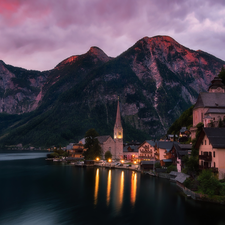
114, 98, 123, 159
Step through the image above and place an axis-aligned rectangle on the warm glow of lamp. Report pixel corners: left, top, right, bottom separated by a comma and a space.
96, 157, 99, 161
121, 159, 124, 164
134, 161, 137, 164
108, 158, 112, 163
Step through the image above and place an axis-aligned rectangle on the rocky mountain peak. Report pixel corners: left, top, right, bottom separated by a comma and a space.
87, 46, 111, 63
55, 55, 79, 69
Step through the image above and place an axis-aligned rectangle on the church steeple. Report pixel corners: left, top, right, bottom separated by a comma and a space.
115, 98, 122, 128
114, 97, 123, 140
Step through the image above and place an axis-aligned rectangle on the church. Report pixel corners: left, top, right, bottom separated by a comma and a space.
97, 99, 123, 160
191, 76, 225, 139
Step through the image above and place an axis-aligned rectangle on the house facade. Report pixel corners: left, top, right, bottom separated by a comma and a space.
138, 140, 155, 162
123, 145, 139, 160
67, 141, 86, 158
173, 143, 192, 172
196, 128, 225, 179
155, 141, 174, 166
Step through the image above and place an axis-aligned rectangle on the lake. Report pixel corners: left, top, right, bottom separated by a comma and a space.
0, 151, 225, 225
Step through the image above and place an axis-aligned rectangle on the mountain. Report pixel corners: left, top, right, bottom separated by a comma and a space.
0, 36, 224, 147
0, 60, 50, 114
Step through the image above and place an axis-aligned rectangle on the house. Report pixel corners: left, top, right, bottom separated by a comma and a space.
173, 143, 192, 172
138, 140, 155, 162
167, 134, 178, 141
191, 76, 225, 139
195, 127, 225, 179
155, 141, 174, 166
179, 127, 190, 142
67, 141, 86, 159
123, 144, 139, 160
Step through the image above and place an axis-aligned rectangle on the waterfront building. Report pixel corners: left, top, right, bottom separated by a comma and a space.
173, 143, 192, 172
155, 141, 174, 166
196, 127, 225, 179
138, 140, 155, 162
67, 141, 86, 158
123, 144, 139, 160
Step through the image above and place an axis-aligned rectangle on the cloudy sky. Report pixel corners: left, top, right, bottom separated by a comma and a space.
0, 0, 225, 71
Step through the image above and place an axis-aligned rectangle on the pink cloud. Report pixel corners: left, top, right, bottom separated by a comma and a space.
0, 0, 224, 70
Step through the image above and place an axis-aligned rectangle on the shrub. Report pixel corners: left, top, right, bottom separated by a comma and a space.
198, 169, 220, 196
167, 164, 177, 173
155, 162, 161, 168
105, 151, 112, 161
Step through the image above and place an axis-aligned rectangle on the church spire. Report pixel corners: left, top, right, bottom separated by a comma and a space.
114, 97, 123, 140
115, 97, 122, 128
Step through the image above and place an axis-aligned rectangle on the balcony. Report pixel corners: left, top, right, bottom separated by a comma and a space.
140, 150, 153, 153
199, 165, 218, 173
199, 155, 212, 161
139, 156, 154, 159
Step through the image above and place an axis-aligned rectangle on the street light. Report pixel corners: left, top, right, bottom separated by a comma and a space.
96, 157, 99, 161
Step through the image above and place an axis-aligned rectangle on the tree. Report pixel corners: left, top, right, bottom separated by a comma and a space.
167, 164, 177, 173
104, 151, 112, 161
83, 128, 102, 160
218, 66, 225, 85
198, 169, 220, 196
218, 118, 223, 127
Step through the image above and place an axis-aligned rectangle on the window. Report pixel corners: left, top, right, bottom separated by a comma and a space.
205, 140, 206, 145
213, 151, 215, 157
201, 151, 203, 155
109, 147, 111, 151
214, 162, 216, 168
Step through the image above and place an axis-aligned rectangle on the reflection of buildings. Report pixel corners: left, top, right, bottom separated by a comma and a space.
106, 170, 111, 206
130, 172, 137, 206
94, 168, 99, 205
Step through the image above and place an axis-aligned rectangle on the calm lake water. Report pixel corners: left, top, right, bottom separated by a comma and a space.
0, 151, 225, 225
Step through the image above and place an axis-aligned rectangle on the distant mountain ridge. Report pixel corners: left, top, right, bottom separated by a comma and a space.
0, 35, 224, 147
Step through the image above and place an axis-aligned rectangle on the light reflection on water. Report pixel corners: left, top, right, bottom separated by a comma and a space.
118, 171, 124, 212
94, 168, 99, 205
106, 170, 111, 206
131, 171, 137, 206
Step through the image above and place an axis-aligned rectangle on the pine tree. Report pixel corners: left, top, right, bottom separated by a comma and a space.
218, 66, 225, 84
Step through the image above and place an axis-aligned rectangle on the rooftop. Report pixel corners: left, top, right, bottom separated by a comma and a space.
204, 128, 225, 148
